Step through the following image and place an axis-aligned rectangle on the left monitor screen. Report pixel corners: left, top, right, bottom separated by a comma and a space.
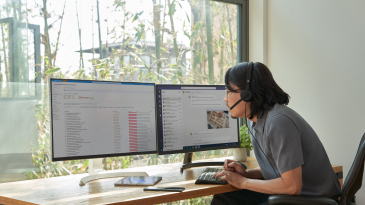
50, 79, 157, 161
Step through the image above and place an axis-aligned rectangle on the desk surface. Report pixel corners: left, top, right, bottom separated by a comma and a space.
0, 157, 342, 205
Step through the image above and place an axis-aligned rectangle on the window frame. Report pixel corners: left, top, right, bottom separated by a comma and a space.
0, 17, 41, 100
213, 0, 248, 63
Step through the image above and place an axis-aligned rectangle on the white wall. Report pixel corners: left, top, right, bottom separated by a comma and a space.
250, 0, 365, 203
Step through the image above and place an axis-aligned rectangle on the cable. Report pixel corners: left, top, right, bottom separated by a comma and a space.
245, 103, 280, 178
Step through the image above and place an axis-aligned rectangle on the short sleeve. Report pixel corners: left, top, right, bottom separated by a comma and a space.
266, 114, 304, 175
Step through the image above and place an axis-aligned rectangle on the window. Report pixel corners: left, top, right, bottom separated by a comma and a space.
113, 56, 120, 69
170, 57, 177, 65
0, 12, 41, 99
123, 55, 131, 65
0, 0, 247, 195
140, 55, 150, 66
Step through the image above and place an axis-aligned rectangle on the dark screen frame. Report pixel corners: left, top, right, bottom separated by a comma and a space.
155, 84, 240, 156
49, 78, 157, 162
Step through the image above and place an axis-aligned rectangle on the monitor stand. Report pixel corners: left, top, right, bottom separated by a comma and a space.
180, 152, 224, 173
79, 158, 149, 186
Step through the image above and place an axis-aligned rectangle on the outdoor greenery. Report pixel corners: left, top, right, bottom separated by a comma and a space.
239, 124, 253, 150
159, 195, 213, 205
1, 0, 240, 203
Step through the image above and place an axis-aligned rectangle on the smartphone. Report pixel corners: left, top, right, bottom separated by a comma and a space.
143, 186, 185, 192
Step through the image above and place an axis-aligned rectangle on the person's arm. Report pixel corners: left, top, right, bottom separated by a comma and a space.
245, 166, 264, 180
221, 159, 264, 179
216, 166, 303, 195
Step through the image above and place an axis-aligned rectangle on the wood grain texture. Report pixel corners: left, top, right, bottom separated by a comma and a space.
0, 157, 342, 205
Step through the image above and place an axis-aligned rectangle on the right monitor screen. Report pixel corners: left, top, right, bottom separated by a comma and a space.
156, 85, 240, 154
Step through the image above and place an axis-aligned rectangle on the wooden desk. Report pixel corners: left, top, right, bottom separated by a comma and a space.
0, 157, 343, 205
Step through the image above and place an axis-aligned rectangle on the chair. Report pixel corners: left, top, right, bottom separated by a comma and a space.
268, 133, 365, 205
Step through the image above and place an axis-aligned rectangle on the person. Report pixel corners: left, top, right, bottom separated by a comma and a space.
211, 62, 341, 205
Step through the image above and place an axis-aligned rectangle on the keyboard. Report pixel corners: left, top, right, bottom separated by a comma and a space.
195, 167, 228, 185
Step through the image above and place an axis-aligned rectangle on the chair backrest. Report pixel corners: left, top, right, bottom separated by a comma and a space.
339, 133, 365, 205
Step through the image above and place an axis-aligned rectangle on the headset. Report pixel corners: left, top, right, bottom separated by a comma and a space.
229, 62, 253, 110
229, 62, 280, 178
240, 62, 253, 101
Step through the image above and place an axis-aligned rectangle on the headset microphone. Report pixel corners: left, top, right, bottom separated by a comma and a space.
229, 99, 242, 110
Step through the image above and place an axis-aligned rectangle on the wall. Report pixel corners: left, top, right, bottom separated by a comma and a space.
250, 0, 365, 203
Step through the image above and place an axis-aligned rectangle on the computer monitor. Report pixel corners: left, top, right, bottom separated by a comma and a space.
155, 84, 240, 172
50, 78, 156, 184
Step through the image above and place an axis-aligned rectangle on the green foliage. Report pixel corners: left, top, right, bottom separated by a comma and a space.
44, 67, 60, 74
114, 0, 126, 9
132, 11, 144, 23
103, 156, 131, 170
239, 124, 253, 150
169, 2, 176, 15
158, 195, 213, 205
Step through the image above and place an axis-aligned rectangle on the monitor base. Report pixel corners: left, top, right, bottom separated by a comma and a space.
79, 171, 149, 186
180, 152, 224, 173
79, 158, 148, 186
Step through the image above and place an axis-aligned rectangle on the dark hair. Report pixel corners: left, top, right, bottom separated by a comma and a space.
225, 62, 290, 119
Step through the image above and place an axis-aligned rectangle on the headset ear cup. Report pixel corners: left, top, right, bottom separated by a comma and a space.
240, 90, 252, 101
244, 91, 252, 101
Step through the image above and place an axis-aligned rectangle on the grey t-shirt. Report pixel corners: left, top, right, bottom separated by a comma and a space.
247, 104, 341, 198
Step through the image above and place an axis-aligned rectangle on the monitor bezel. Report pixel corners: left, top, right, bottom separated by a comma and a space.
49, 78, 157, 162
155, 84, 240, 156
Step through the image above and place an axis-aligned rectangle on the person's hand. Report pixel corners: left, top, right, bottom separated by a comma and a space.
213, 170, 247, 189
222, 159, 247, 177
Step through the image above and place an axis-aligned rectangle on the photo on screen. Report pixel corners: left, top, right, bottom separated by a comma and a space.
207, 110, 229, 129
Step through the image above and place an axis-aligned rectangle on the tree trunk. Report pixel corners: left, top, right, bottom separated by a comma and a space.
92, 1, 96, 78
116, 2, 128, 81
167, 0, 179, 59
167, 0, 183, 83
161, 0, 167, 48
153, 0, 162, 82
105, 1, 109, 60
226, 4, 234, 66
199, 0, 206, 80
75, 0, 84, 68
219, 38, 224, 83
43, 0, 52, 76
205, 0, 214, 84
54, 0, 67, 66
96, 0, 103, 60
191, 3, 199, 84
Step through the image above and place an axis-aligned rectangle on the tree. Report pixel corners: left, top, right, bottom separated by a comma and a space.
167, 0, 183, 83
75, 0, 84, 68
204, 0, 214, 84
152, 0, 162, 82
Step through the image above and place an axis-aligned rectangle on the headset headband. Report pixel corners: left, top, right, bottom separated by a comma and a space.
246, 62, 252, 93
